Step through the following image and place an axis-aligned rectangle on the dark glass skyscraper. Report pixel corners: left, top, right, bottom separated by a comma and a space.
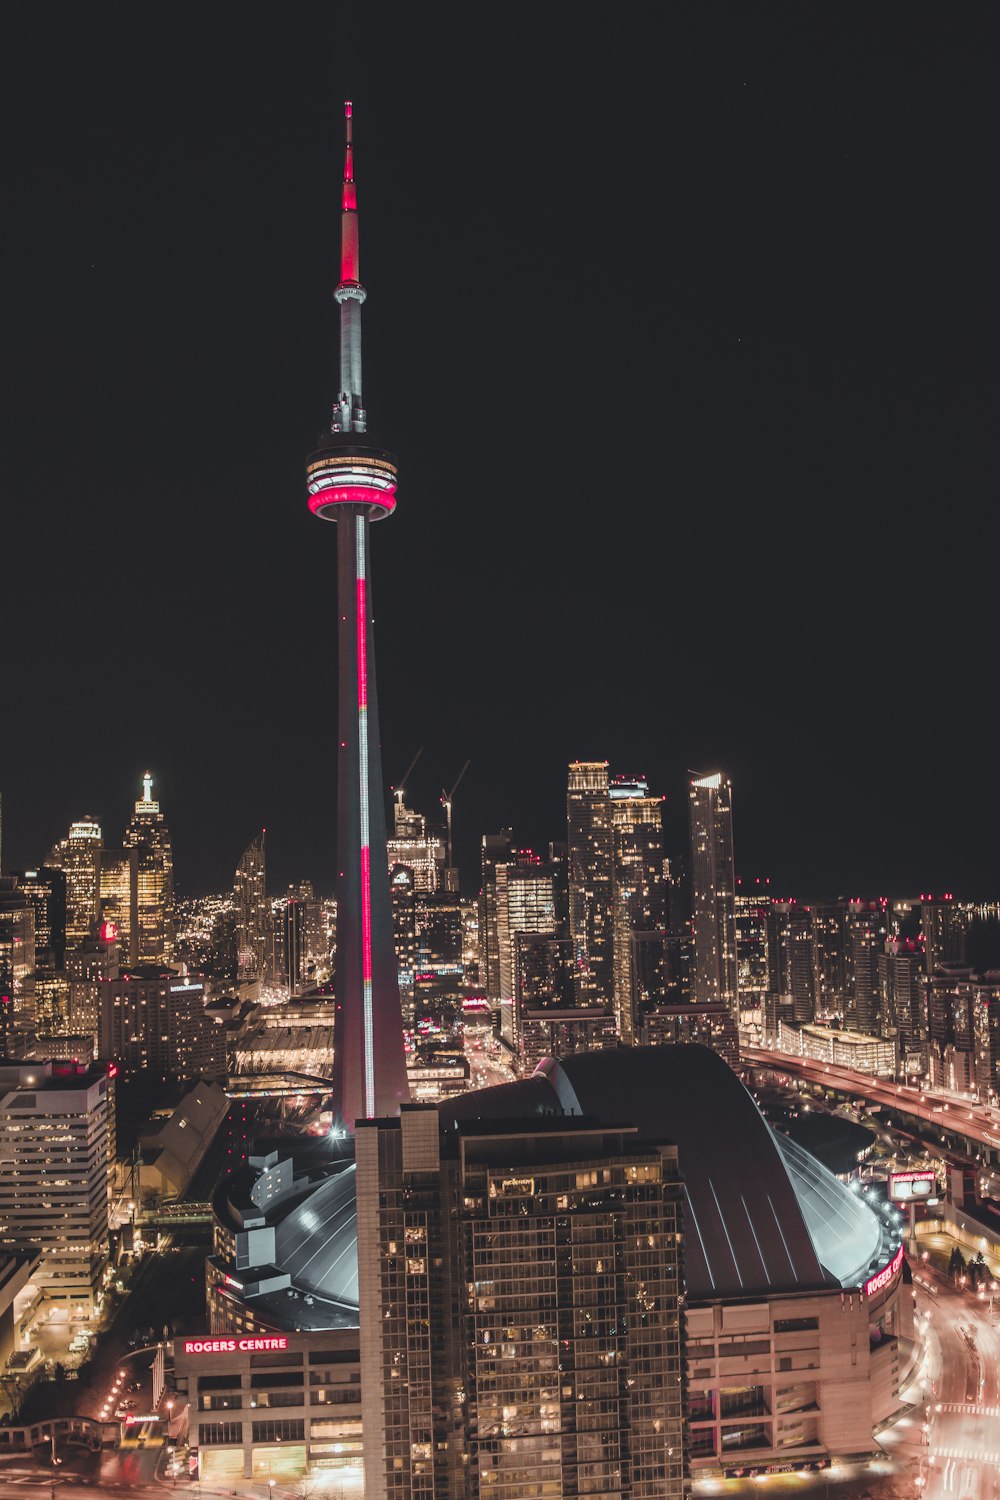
689, 772, 738, 1017
567, 761, 614, 1007
305, 104, 408, 1126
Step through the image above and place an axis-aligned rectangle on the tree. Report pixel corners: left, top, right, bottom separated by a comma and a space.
0, 1373, 26, 1421
949, 1246, 967, 1279
969, 1251, 988, 1288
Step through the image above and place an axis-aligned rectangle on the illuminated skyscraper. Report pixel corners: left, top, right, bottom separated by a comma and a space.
386, 794, 445, 894
304, 103, 408, 1126
0, 877, 35, 1051
495, 851, 558, 1052
234, 830, 268, 983
768, 901, 816, 1026
920, 893, 966, 976
689, 773, 738, 1017
99, 847, 138, 965
811, 900, 848, 1016
845, 899, 888, 1035
123, 772, 174, 963
12, 866, 66, 968
53, 819, 102, 952
567, 761, 614, 1007
734, 879, 771, 1007
479, 829, 514, 1008
611, 778, 667, 1045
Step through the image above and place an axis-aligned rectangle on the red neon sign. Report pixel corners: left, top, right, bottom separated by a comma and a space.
863, 1245, 904, 1298
182, 1336, 288, 1355
888, 1170, 937, 1202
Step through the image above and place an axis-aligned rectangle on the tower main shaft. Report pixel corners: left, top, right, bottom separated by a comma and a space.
306, 102, 409, 1128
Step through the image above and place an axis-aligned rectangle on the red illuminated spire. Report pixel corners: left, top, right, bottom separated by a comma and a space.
342, 100, 357, 214
340, 100, 360, 286
334, 100, 366, 432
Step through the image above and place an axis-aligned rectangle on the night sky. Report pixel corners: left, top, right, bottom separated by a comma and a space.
2, 5, 998, 899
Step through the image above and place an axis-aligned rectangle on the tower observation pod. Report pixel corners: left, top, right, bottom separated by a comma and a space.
305, 102, 410, 1128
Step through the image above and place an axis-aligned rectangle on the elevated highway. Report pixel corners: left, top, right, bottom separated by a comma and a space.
742, 1045, 1000, 1167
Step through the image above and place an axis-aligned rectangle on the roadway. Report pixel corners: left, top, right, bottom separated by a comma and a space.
916, 1270, 1000, 1500
743, 1046, 1000, 1159
465, 1034, 516, 1092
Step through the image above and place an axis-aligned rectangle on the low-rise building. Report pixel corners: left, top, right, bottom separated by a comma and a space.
173, 1329, 362, 1485
138, 1079, 230, 1200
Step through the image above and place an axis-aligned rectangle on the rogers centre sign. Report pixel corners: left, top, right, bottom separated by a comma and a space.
863, 1245, 904, 1298
183, 1336, 289, 1355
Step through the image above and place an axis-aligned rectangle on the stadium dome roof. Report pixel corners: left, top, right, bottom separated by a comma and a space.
441, 1045, 892, 1300
230, 1044, 895, 1327
272, 1161, 359, 1311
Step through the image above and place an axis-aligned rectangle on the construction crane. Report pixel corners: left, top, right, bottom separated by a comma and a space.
391, 747, 424, 817
440, 761, 471, 878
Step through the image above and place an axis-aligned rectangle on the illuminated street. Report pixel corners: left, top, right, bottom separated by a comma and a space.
907, 1268, 1000, 1500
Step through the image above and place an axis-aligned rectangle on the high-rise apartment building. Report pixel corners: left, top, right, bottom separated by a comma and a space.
610, 780, 667, 1044
356, 1105, 687, 1500
734, 881, 771, 1010
972, 976, 1000, 1103
878, 938, 922, 1057
689, 773, 738, 1017
567, 761, 614, 1008
768, 901, 816, 1027
845, 900, 888, 1035
99, 966, 226, 1080
0, 1059, 113, 1313
123, 772, 174, 963
479, 830, 514, 1009
234, 831, 268, 984
921, 894, 966, 975
304, 102, 409, 1126
811, 901, 848, 1017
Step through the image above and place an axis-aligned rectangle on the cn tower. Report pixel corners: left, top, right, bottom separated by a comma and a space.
306, 102, 409, 1127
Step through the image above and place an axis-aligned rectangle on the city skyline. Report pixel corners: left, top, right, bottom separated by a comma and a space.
3, 7, 1000, 899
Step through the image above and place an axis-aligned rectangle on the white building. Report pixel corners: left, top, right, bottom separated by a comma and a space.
0, 1059, 113, 1315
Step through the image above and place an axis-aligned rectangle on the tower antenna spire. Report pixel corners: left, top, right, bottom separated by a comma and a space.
334, 99, 366, 434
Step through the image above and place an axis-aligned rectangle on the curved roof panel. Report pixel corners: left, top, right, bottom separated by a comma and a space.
272, 1162, 359, 1311
773, 1131, 883, 1287
551, 1047, 835, 1299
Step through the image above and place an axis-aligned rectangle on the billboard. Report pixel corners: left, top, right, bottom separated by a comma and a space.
888, 1170, 937, 1202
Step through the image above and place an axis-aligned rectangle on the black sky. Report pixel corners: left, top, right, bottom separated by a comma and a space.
1, 4, 998, 899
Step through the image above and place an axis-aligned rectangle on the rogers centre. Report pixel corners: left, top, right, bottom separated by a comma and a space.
183, 1337, 288, 1355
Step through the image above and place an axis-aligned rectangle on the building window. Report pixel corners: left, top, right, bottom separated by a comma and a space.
199, 1422, 242, 1446
251, 1419, 305, 1443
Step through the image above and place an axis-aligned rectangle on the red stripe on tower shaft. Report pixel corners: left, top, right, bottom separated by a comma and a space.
356, 578, 368, 708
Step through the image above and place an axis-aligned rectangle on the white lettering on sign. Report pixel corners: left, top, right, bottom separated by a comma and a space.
863, 1245, 904, 1297
182, 1336, 289, 1355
